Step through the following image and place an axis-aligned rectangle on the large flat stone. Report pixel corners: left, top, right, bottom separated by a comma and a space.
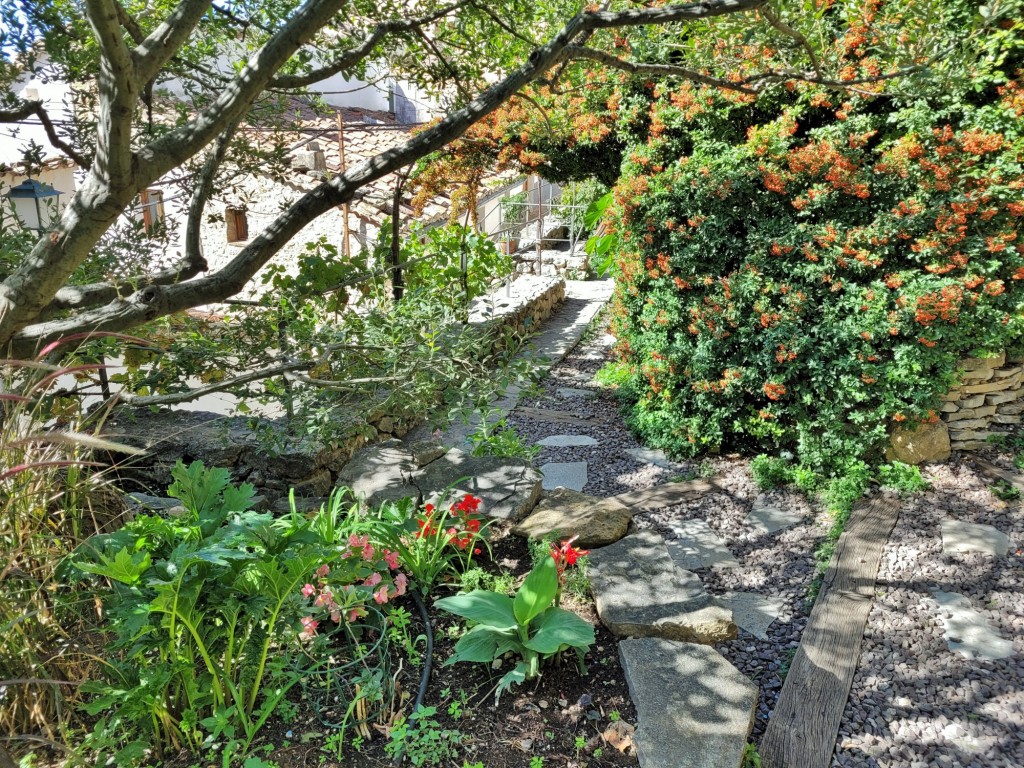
540, 461, 588, 491
930, 590, 1014, 661
665, 519, 740, 570
941, 519, 1009, 557
511, 488, 632, 548
536, 434, 599, 447
610, 479, 719, 513
619, 637, 757, 768
716, 592, 786, 640
589, 531, 736, 644
412, 449, 542, 522
557, 387, 599, 399
624, 447, 681, 470
745, 495, 805, 535
336, 439, 420, 508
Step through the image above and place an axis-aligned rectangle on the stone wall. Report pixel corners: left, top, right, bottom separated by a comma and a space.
109, 276, 567, 501
940, 352, 1023, 450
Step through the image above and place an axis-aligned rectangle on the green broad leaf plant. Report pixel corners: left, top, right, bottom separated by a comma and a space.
435, 548, 594, 701
70, 462, 398, 765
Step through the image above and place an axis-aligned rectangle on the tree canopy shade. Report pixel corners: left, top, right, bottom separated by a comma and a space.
0, 0, 985, 357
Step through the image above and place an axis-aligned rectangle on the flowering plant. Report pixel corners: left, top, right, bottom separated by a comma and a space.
550, 537, 589, 606
297, 536, 408, 640
368, 492, 491, 594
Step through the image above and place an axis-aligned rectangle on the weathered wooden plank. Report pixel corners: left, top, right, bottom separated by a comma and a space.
610, 479, 720, 511
970, 456, 1024, 495
760, 496, 900, 768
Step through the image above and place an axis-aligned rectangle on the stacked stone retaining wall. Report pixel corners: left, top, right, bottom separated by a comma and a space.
941, 351, 1024, 450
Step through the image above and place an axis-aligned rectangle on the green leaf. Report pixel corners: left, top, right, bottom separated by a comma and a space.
495, 661, 530, 703
434, 590, 517, 629
524, 607, 595, 654
444, 626, 517, 665
512, 556, 557, 627
75, 547, 151, 585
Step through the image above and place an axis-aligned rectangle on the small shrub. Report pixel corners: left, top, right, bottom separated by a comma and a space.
750, 454, 793, 490
878, 461, 929, 494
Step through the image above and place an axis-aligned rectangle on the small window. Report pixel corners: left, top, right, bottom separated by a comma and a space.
140, 189, 165, 234
226, 206, 248, 243
24, 87, 39, 101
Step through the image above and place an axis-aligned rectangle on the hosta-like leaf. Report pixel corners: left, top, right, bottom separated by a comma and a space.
495, 661, 530, 703
512, 556, 557, 627
444, 626, 517, 665
523, 607, 595, 654
434, 590, 517, 629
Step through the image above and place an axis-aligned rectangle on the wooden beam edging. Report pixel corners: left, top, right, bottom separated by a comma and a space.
760, 495, 901, 768
969, 456, 1024, 496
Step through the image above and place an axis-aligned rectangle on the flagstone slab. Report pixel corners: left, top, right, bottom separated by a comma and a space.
540, 461, 588, 491
940, 519, 1009, 557
512, 488, 632, 548
619, 637, 757, 768
930, 590, 1014, 661
557, 387, 599, 399
624, 447, 681, 470
536, 434, 599, 447
516, 406, 600, 427
745, 495, 805, 535
665, 519, 741, 570
335, 439, 420, 507
716, 592, 787, 640
413, 449, 542, 522
589, 530, 736, 644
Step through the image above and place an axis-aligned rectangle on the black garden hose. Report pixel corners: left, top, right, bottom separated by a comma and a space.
391, 589, 434, 766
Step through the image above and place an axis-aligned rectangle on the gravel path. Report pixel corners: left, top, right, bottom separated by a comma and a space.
506, 316, 1024, 768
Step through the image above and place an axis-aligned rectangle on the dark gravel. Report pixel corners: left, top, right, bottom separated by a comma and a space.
507, 316, 1024, 768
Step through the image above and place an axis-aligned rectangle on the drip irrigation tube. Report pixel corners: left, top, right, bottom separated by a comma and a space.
392, 589, 434, 766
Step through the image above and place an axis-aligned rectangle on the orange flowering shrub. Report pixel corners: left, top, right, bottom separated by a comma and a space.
603, 30, 1024, 475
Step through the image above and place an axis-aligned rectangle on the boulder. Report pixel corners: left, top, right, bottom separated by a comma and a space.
511, 488, 632, 548
885, 420, 951, 465
335, 439, 420, 508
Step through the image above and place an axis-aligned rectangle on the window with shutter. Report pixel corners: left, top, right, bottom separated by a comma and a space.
226, 207, 248, 243
140, 189, 164, 234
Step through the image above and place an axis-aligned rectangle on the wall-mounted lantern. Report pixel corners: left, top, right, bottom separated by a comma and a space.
4, 178, 63, 232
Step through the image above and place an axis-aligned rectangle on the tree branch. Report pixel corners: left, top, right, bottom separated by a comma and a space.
567, 45, 759, 94
113, 0, 145, 43
760, 5, 824, 81
133, 0, 216, 85
0, 100, 88, 168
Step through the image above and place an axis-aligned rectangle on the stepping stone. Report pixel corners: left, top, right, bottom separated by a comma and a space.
512, 488, 632, 548
664, 519, 741, 570
930, 590, 1014, 661
516, 406, 599, 427
589, 530, 736, 644
625, 447, 680, 470
610, 479, 718, 513
941, 519, 1009, 557
716, 592, 786, 640
407, 440, 446, 467
619, 637, 757, 768
745, 495, 805, 534
413, 448, 542, 522
540, 461, 588, 491
557, 386, 598, 399
536, 434, 599, 447
335, 439, 420, 507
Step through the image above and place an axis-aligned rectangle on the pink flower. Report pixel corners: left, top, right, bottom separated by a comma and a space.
361, 543, 375, 561
315, 564, 330, 579
364, 572, 382, 587
301, 583, 315, 598
373, 586, 389, 605
383, 549, 400, 570
330, 608, 341, 624
348, 607, 367, 622
299, 615, 319, 640
394, 572, 408, 596
313, 587, 334, 608
349, 534, 369, 548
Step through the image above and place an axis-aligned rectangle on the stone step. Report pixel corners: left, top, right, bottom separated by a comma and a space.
619, 637, 757, 768
609, 478, 720, 513
539, 460, 587, 491
511, 488, 632, 548
588, 530, 736, 644
664, 518, 741, 570
745, 494, 805, 535
623, 447, 682, 469
930, 590, 1014, 661
535, 434, 598, 447
940, 518, 1009, 557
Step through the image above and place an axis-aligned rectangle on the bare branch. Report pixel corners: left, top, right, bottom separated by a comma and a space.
116, 360, 312, 407
269, 0, 471, 90
761, 5, 824, 81
133, 0, 216, 85
113, 0, 145, 43
567, 45, 759, 94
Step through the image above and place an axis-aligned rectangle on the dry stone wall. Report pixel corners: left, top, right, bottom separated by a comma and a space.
940, 351, 1023, 451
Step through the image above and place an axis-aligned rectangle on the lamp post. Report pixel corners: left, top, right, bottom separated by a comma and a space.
4, 178, 63, 232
